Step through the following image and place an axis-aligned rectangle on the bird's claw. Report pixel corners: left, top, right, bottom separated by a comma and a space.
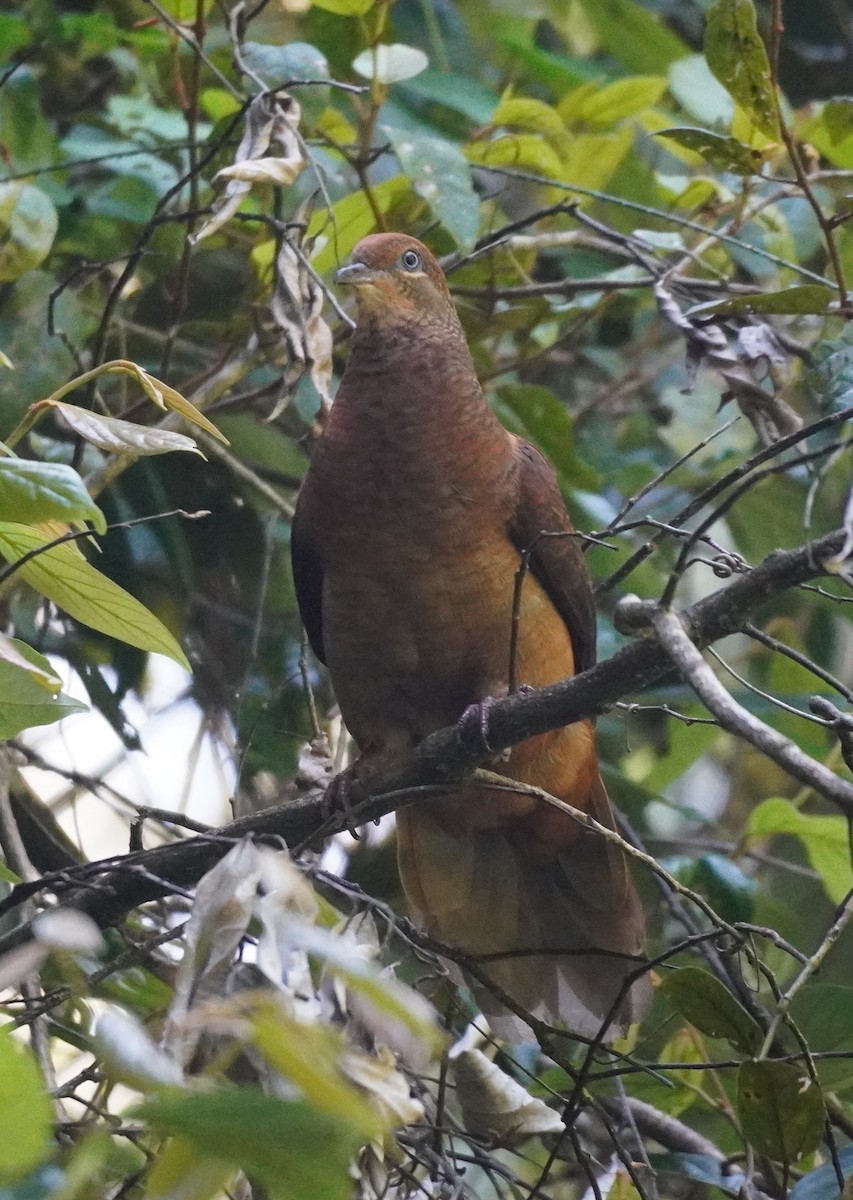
458, 698, 500, 756
324, 765, 368, 838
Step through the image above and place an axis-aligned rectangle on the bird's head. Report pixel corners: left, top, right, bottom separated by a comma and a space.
335, 233, 454, 327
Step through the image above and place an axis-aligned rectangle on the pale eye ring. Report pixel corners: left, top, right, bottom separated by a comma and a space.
401, 248, 422, 271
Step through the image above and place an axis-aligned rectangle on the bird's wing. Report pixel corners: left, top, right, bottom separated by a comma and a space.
290, 491, 326, 664
507, 436, 597, 673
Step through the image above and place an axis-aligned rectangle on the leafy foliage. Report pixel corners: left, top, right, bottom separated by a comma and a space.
1, 0, 853, 1197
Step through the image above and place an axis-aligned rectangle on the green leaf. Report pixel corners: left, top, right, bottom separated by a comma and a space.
705, 0, 778, 138
747, 797, 853, 905
803, 101, 853, 169
789, 985, 853, 1093
0, 638, 86, 738
576, 0, 689, 75
690, 284, 836, 317
142, 1137, 234, 1200
574, 76, 668, 127
0, 633, 60, 689
655, 127, 764, 175
125, 365, 228, 444
493, 96, 568, 142
466, 133, 564, 181
737, 1061, 824, 1164
561, 128, 634, 189
0, 184, 58, 284
402, 69, 498, 124
147, 0, 214, 23
0, 1027, 53, 1185
309, 175, 411, 275
352, 44, 428, 85
136, 1088, 370, 1200
312, 0, 373, 13
0, 459, 106, 533
494, 384, 600, 491
50, 403, 201, 458
660, 967, 763, 1053
0, 524, 190, 670
383, 126, 479, 250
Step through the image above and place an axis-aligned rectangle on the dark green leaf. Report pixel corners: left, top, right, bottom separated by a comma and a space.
494, 384, 600, 492
737, 1061, 824, 1164
690, 285, 836, 316
656, 127, 764, 174
790, 985, 853, 1092
660, 967, 763, 1053
705, 0, 778, 138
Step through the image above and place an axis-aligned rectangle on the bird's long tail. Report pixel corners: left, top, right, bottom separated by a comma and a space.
396, 773, 650, 1042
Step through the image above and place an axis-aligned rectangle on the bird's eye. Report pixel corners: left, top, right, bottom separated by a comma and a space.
401, 249, 422, 271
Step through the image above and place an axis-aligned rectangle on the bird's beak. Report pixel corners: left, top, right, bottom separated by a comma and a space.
335, 261, 374, 286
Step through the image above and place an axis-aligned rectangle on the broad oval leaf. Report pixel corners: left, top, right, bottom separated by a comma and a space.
704, 0, 778, 138
0, 182, 58, 283
737, 1061, 824, 1164
659, 967, 763, 1053
352, 44, 428, 85
0, 458, 106, 533
0, 523, 190, 669
0, 1026, 53, 1185
383, 125, 479, 249
51, 403, 201, 457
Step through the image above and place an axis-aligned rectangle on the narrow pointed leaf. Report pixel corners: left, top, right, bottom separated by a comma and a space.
52, 402, 201, 457
0, 523, 190, 669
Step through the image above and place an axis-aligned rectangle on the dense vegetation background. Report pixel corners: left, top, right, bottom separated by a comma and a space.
1, 0, 853, 1196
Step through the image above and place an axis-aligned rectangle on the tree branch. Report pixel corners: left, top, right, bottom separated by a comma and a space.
0, 525, 847, 948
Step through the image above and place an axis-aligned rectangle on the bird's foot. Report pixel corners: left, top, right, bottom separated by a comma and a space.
458, 697, 503, 758
323, 763, 369, 838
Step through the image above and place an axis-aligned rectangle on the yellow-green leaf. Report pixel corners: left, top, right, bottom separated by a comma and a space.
309, 175, 412, 275
128, 366, 228, 444
492, 96, 568, 142
0, 523, 190, 670
0, 1026, 53, 1184
748, 797, 853, 904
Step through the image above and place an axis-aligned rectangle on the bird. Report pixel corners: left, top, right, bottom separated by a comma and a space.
291, 232, 650, 1041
